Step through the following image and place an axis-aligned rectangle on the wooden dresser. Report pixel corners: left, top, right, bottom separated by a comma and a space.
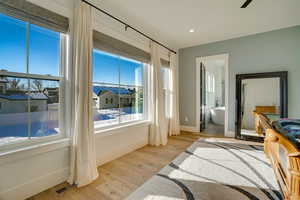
259, 114, 300, 200
253, 106, 277, 135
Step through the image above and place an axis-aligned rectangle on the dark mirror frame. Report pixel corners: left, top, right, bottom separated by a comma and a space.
235, 71, 288, 142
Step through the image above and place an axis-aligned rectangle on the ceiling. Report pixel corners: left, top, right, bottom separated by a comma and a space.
98, 0, 300, 49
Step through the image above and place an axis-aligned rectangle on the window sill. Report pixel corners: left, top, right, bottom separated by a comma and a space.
0, 138, 70, 166
95, 120, 151, 139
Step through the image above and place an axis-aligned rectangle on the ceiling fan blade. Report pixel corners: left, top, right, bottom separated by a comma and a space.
241, 0, 253, 8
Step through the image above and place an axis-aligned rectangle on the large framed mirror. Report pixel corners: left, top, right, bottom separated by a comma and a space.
235, 71, 288, 142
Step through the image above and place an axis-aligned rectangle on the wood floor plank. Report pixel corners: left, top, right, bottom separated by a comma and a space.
28, 133, 201, 200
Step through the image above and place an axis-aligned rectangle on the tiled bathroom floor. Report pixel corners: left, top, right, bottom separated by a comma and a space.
202, 122, 224, 136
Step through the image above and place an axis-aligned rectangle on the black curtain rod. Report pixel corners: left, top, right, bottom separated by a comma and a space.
81, 0, 177, 54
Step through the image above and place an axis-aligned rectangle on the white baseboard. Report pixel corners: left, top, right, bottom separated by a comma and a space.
180, 125, 199, 133
0, 167, 69, 200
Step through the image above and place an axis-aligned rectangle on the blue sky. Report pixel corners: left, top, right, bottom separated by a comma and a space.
0, 13, 143, 86
0, 13, 60, 76
93, 50, 143, 86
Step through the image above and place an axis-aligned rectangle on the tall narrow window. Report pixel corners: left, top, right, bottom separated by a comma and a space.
161, 67, 171, 118
93, 49, 145, 129
0, 13, 63, 147
206, 72, 216, 108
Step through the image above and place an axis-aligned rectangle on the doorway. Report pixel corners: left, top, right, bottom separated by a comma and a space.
196, 54, 229, 136
235, 71, 288, 142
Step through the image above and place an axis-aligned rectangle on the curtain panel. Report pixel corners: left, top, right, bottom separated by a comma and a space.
68, 0, 98, 187
169, 53, 181, 136
149, 42, 168, 146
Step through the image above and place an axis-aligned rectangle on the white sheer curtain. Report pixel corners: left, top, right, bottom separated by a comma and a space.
149, 42, 168, 146
68, 0, 99, 187
169, 53, 181, 136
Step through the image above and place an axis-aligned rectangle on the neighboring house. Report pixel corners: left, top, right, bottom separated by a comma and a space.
43, 87, 59, 103
0, 77, 49, 114
93, 86, 134, 109
0, 78, 8, 95
0, 93, 48, 114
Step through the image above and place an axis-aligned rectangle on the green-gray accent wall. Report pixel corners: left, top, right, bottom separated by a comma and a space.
179, 25, 300, 133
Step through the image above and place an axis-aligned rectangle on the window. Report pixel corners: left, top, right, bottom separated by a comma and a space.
93, 49, 145, 129
161, 67, 171, 118
206, 72, 215, 108
0, 13, 64, 147
206, 72, 215, 93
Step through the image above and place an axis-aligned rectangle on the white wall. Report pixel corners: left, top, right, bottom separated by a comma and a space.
242, 78, 280, 130
0, 1, 152, 200
95, 124, 149, 166
0, 140, 70, 200
0, 122, 149, 200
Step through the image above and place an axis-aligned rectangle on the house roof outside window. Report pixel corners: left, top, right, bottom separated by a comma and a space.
0, 78, 8, 83
0, 93, 48, 101
93, 86, 131, 96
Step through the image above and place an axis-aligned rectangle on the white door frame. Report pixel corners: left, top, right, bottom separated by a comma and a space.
195, 54, 230, 136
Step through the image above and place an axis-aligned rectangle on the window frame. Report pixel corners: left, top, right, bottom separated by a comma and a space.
92, 49, 149, 132
0, 30, 68, 152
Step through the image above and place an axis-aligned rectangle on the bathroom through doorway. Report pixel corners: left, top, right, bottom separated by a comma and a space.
196, 54, 229, 137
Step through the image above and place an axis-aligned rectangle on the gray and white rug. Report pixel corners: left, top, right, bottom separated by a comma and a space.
126, 138, 282, 200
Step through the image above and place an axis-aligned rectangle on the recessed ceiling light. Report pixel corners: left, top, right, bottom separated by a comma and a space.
189, 29, 195, 33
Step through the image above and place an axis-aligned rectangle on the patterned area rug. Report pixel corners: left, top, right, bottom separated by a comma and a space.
126, 138, 282, 200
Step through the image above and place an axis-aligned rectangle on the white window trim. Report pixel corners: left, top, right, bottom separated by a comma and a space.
0, 70, 61, 81
0, 34, 68, 153
0, 137, 70, 165
95, 120, 151, 138
0, 133, 66, 154
94, 119, 150, 134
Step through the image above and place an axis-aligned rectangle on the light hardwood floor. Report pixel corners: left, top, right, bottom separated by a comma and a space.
28, 132, 205, 200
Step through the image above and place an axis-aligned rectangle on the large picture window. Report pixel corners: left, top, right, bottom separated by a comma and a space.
0, 13, 63, 147
93, 49, 145, 129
